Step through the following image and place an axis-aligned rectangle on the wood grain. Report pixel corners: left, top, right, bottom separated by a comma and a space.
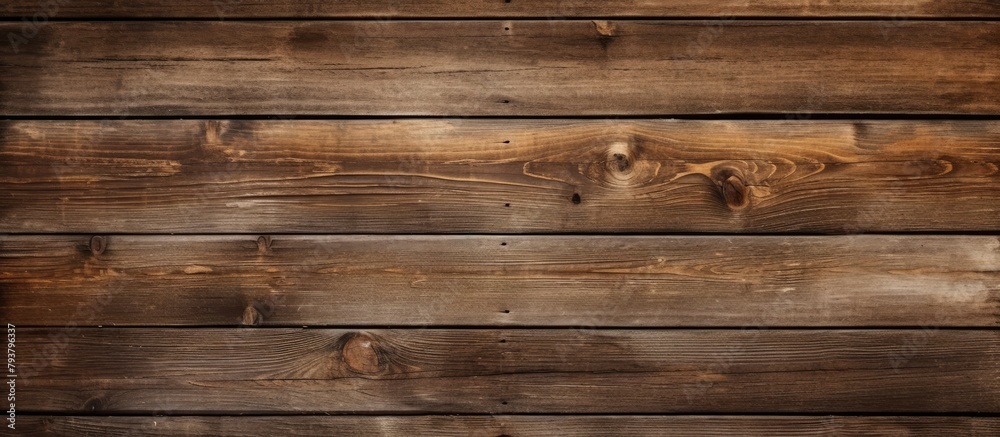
15, 329, 1000, 413
3, 119, 1000, 233
4, 0, 999, 18
16, 416, 1000, 436
2, 235, 999, 327
2, 21, 998, 115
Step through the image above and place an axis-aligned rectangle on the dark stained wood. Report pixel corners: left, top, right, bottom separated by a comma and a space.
2, 22, 998, 115
2, 235, 999, 327
4, 0, 1000, 18
15, 329, 1000, 413
3, 120, 1000, 233
17, 416, 1000, 436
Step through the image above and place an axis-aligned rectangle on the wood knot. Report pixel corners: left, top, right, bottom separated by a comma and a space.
593, 20, 616, 37
256, 236, 272, 254
241, 305, 263, 326
89, 236, 106, 255
612, 153, 630, 172
584, 142, 658, 188
720, 175, 750, 210
340, 332, 383, 375
83, 396, 105, 412
203, 120, 223, 144
901, 159, 952, 177
593, 20, 617, 50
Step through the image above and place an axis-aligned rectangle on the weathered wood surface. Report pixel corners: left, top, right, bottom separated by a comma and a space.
16, 329, 999, 413
16, 416, 1000, 437
2, 235, 999, 327
3, 120, 1000, 233
2, 22, 998, 115
5, 0, 1000, 18
3, 0, 998, 430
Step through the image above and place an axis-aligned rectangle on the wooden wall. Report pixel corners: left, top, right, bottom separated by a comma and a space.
1, 1, 998, 435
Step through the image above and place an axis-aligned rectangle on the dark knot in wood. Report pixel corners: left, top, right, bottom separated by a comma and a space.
721, 175, 750, 210
89, 235, 106, 255
83, 396, 105, 412
340, 332, 383, 375
612, 153, 631, 172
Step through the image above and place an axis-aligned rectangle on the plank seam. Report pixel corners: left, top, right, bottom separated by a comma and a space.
5, 114, 1000, 121
17, 412, 1000, 417
2, 17, 1000, 22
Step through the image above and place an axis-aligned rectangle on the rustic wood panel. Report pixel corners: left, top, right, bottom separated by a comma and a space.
16, 416, 1000, 436
3, 120, 1000, 233
2, 235, 999, 327
4, 0, 1000, 19
2, 22, 998, 115
3, 0, 998, 430
15, 329, 1000, 413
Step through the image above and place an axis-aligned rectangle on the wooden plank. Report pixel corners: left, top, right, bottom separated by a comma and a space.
4, 1, 1000, 19
16, 416, 1000, 436
14, 329, 999, 413
2, 21, 998, 115
3, 120, 1000, 233
2, 235, 999, 327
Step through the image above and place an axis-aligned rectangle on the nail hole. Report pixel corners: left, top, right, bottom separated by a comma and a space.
504, 203, 510, 207
504, 27, 510, 31
500, 242, 507, 246
502, 309, 511, 314
503, 140, 510, 144
501, 401, 508, 405
571, 193, 582, 204
504, 0, 511, 3
499, 99, 510, 104
499, 339, 507, 343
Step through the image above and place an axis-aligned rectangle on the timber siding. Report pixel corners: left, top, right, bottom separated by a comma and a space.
1, 1, 998, 435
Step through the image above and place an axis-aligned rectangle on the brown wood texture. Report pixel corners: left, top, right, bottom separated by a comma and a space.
2, 235, 999, 327
15, 329, 1000, 413
16, 416, 1000, 436
2, 21, 998, 116
3, 119, 1000, 233
4, 0, 1000, 18
3, 0, 998, 431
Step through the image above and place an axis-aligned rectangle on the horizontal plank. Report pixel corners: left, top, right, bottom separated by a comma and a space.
16, 416, 1000, 436
1, 22, 997, 115
4, 1, 1000, 19
3, 120, 1000, 233
2, 235, 999, 327
15, 329, 1000, 413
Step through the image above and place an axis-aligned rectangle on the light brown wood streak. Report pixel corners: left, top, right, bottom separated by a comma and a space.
1, 22, 998, 115
1, 235, 999, 327
2, 120, 999, 233
4, 0, 1000, 18
15, 329, 1000, 413
15, 416, 1000, 436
